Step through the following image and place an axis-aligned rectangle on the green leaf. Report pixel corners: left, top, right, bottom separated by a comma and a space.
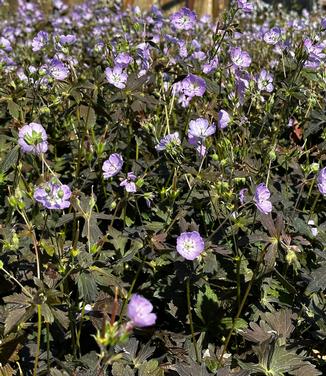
221, 317, 247, 331
78, 105, 96, 127
0, 145, 19, 174
195, 285, 219, 324
7, 100, 20, 119
263, 309, 295, 345
107, 227, 128, 255
52, 307, 69, 330
138, 360, 163, 376
41, 303, 54, 324
39, 239, 55, 257
306, 264, 326, 293
77, 272, 97, 303
112, 363, 134, 376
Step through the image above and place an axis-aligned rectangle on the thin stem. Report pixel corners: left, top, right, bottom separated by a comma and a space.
118, 259, 144, 324
1, 267, 33, 298
76, 302, 85, 355
218, 245, 268, 364
33, 304, 42, 376
186, 277, 199, 362
46, 323, 50, 374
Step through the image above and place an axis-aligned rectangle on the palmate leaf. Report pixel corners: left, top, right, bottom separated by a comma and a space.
241, 321, 272, 344
4, 306, 35, 335
238, 339, 322, 376
77, 272, 98, 303
135, 342, 156, 365
0, 332, 25, 364
263, 309, 296, 345
138, 360, 163, 376
111, 363, 134, 376
3, 292, 35, 335
306, 263, 326, 293
195, 285, 219, 324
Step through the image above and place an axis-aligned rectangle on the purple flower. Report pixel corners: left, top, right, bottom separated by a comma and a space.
263, 27, 282, 45
176, 231, 205, 260
32, 31, 49, 52
202, 57, 219, 74
114, 52, 133, 67
254, 183, 272, 214
303, 39, 325, 69
0, 37, 12, 52
230, 47, 251, 68
257, 69, 274, 92
239, 188, 248, 204
322, 19, 326, 30
218, 110, 231, 129
182, 74, 206, 98
34, 180, 71, 210
120, 172, 137, 193
127, 294, 157, 328
188, 118, 216, 140
170, 7, 197, 31
155, 132, 181, 152
59, 34, 76, 45
317, 167, 326, 196
237, 0, 253, 13
18, 123, 48, 155
48, 59, 69, 80
105, 65, 128, 89
102, 153, 124, 179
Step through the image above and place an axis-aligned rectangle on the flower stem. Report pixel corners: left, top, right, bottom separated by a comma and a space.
33, 304, 42, 376
218, 245, 267, 364
186, 277, 199, 362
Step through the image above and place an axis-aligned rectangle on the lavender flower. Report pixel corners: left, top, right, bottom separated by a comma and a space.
317, 167, 326, 196
102, 153, 124, 179
0, 37, 12, 52
176, 231, 205, 260
254, 183, 272, 214
303, 39, 325, 69
105, 65, 128, 89
34, 180, 71, 210
120, 172, 137, 193
230, 47, 251, 68
257, 69, 274, 92
182, 74, 206, 98
155, 132, 181, 152
48, 59, 69, 80
18, 123, 48, 155
218, 110, 231, 129
32, 31, 49, 52
170, 7, 197, 31
237, 0, 253, 13
127, 294, 157, 328
188, 118, 216, 140
114, 52, 133, 67
263, 27, 282, 45
59, 34, 76, 45
239, 188, 248, 204
322, 19, 326, 30
202, 57, 219, 74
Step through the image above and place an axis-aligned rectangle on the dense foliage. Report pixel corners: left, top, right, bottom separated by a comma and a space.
0, 0, 325, 374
